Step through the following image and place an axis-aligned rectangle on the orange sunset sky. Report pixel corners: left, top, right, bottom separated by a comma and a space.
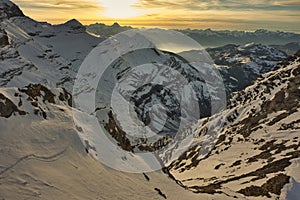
13, 0, 300, 32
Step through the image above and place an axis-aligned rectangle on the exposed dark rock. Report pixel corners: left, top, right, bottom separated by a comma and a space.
214, 163, 225, 170
238, 174, 290, 197
230, 160, 241, 167
238, 185, 270, 197
0, 93, 26, 118
19, 84, 55, 104
263, 174, 290, 195
84, 140, 96, 153
0, 0, 24, 19
0, 29, 9, 47
190, 183, 221, 194
280, 119, 300, 130
143, 173, 150, 181
154, 188, 167, 199
104, 110, 133, 152
58, 88, 73, 107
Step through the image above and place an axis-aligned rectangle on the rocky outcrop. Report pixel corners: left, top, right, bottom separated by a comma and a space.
0, 0, 24, 19
0, 29, 9, 47
19, 84, 56, 104
0, 93, 26, 118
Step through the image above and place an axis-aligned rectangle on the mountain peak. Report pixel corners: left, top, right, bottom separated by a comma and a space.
61, 19, 86, 32
64, 19, 83, 27
0, 0, 24, 19
112, 22, 120, 27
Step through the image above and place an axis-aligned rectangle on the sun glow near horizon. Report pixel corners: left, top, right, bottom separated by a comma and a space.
99, 0, 147, 18
13, 0, 300, 32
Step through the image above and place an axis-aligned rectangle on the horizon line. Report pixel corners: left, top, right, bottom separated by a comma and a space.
38, 18, 300, 34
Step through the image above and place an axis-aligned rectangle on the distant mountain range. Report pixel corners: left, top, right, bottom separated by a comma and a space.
86, 22, 132, 38
179, 29, 300, 48
86, 23, 300, 51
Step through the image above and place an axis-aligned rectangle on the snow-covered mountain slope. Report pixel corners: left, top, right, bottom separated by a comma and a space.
167, 52, 300, 199
208, 43, 287, 93
0, 76, 227, 199
0, 84, 214, 200
0, 1, 103, 90
0, 51, 297, 200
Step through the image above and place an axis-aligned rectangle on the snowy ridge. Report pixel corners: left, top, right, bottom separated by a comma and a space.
168, 53, 300, 199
